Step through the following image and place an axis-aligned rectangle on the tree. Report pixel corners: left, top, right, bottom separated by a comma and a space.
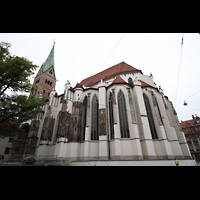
0, 42, 47, 138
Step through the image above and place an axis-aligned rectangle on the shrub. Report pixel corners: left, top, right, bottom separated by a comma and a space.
21, 156, 36, 165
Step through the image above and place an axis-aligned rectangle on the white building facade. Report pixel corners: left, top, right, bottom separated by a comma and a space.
28, 62, 195, 165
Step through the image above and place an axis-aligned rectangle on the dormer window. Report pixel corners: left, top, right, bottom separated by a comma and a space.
195, 126, 200, 131
128, 77, 133, 85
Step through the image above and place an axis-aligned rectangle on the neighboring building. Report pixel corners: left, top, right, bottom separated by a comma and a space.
180, 115, 200, 161
0, 137, 14, 160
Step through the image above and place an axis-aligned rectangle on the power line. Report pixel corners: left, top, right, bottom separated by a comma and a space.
175, 33, 184, 106
87, 33, 126, 87
97, 33, 126, 73
178, 108, 200, 113
185, 90, 200, 101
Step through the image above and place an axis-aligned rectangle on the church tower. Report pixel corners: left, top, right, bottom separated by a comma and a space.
31, 43, 56, 100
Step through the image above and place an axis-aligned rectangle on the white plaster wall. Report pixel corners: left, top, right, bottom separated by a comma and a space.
170, 141, 184, 158
74, 88, 83, 102
37, 145, 55, 156
89, 142, 99, 158
79, 143, 85, 158
120, 139, 133, 156
0, 137, 13, 158
34, 71, 191, 162
99, 137, 108, 159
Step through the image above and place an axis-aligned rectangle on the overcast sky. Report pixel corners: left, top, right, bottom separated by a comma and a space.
1, 33, 200, 121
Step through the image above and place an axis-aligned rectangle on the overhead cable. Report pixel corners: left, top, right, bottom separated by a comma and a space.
175, 33, 184, 106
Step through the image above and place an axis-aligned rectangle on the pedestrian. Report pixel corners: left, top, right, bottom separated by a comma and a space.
175, 158, 179, 166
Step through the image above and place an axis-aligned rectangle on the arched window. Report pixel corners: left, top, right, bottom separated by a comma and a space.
109, 92, 114, 139
91, 94, 99, 140
152, 94, 163, 125
81, 96, 87, 141
128, 77, 133, 85
118, 90, 130, 138
143, 93, 158, 139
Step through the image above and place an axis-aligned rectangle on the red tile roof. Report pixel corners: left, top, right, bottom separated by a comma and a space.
180, 119, 196, 135
139, 80, 150, 87
111, 76, 127, 84
180, 119, 193, 129
74, 83, 84, 89
139, 80, 157, 89
80, 61, 142, 87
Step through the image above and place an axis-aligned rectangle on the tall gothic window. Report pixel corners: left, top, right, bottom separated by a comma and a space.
91, 94, 99, 140
143, 93, 158, 139
109, 92, 114, 139
81, 96, 87, 141
118, 90, 130, 138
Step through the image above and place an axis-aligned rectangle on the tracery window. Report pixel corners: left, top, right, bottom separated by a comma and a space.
109, 92, 114, 139
91, 94, 99, 140
143, 93, 158, 139
118, 90, 130, 138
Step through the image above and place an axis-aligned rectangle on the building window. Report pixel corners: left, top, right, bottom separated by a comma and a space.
195, 143, 200, 149
4, 147, 10, 154
118, 90, 130, 138
43, 90, 45, 94
8, 138, 13, 143
186, 128, 191, 133
143, 93, 158, 139
60, 95, 64, 103
128, 77, 133, 85
192, 135, 196, 141
91, 94, 99, 140
188, 144, 193, 150
186, 136, 190, 141
195, 126, 200, 131
81, 96, 87, 141
109, 92, 114, 139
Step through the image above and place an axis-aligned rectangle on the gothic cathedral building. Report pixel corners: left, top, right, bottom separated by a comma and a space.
17, 44, 196, 165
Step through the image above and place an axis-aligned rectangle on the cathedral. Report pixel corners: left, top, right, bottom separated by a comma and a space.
16, 44, 196, 165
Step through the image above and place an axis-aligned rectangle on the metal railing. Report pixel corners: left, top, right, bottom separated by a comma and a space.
0, 154, 23, 166
0, 154, 59, 166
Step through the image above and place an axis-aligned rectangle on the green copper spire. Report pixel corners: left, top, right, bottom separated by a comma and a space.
42, 43, 55, 75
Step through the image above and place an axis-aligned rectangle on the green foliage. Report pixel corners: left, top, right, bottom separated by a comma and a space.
0, 41, 47, 138
21, 156, 36, 165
